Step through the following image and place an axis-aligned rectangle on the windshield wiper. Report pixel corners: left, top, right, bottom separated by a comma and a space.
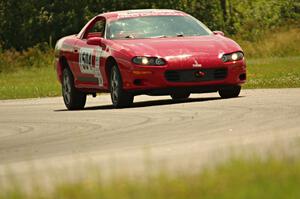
150, 35, 167, 38
176, 33, 184, 37
124, 34, 135, 39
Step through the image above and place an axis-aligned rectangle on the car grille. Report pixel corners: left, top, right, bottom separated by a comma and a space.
165, 68, 228, 82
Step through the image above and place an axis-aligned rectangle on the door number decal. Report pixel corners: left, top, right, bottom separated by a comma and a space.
79, 48, 94, 74
94, 47, 103, 86
79, 47, 103, 87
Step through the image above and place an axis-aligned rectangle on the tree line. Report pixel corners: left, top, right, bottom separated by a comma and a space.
0, 0, 299, 50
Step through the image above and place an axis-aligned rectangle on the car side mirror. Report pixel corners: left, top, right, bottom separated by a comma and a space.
213, 31, 225, 36
87, 37, 102, 46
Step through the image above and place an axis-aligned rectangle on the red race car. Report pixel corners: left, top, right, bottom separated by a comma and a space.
55, 9, 246, 110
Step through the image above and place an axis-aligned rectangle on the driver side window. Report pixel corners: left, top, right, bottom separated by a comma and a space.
84, 18, 106, 39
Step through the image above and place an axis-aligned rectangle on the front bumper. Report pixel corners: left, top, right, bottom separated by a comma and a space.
121, 59, 246, 93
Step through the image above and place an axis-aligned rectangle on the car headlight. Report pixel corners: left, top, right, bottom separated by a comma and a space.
221, 52, 244, 62
132, 56, 166, 66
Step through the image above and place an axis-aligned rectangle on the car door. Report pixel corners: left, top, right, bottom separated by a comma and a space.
74, 17, 106, 89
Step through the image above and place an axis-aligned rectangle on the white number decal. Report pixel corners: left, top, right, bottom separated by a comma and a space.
79, 48, 94, 74
94, 47, 103, 86
79, 47, 103, 87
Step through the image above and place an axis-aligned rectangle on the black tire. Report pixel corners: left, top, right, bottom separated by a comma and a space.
218, 85, 241, 98
62, 68, 86, 110
110, 65, 134, 108
171, 92, 190, 100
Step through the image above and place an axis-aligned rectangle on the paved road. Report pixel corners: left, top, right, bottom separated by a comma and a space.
0, 89, 300, 179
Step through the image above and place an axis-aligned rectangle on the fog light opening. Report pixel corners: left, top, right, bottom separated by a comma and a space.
133, 79, 143, 86
239, 73, 246, 81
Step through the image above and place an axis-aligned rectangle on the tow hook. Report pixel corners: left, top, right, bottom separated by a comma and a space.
195, 70, 205, 78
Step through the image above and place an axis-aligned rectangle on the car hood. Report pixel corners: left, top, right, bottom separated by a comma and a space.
112, 35, 242, 61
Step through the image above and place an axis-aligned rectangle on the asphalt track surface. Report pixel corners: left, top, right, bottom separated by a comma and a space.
0, 89, 300, 179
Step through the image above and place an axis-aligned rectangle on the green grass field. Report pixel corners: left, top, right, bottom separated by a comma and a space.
1, 154, 299, 199
0, 27, 299, 100
0, 66, 60, 99
245, 56, 300, 89
0, 45, 61, 99
0, 56, 299, 100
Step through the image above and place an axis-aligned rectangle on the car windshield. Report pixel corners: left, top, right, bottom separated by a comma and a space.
106, 15, 212, 39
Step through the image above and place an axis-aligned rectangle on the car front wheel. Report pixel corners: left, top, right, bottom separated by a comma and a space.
62, 68, 86, 110
218, 85, 241, 98
110, 65, 134, 108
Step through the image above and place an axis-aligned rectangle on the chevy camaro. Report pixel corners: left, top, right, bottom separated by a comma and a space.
55, 9, 246, 110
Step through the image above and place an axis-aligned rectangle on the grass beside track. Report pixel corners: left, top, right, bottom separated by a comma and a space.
1, 154, 300, 199
245, 56, 300, 89
0, 56, 299, 99
0, 27, 299, 99
0, 66, 60, 99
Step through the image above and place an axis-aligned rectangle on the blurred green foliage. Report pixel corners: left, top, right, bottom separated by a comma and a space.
0, 0, 299, 50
